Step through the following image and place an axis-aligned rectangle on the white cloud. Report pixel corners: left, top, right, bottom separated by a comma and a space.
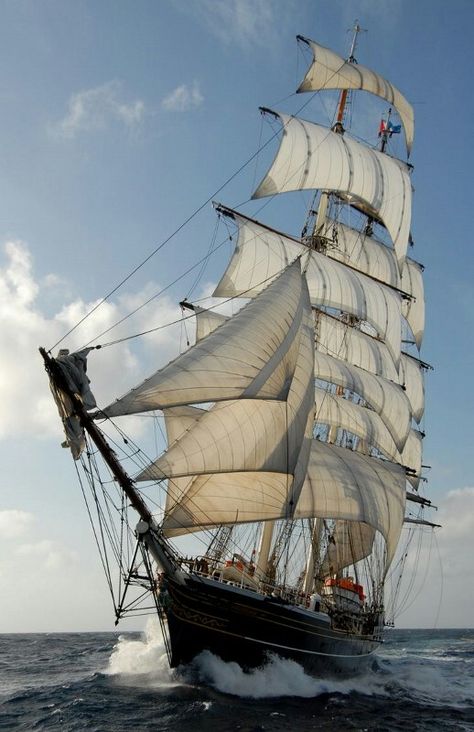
16, 539, 78, 571
54, 81, 145, 138
0, 509, 35, 539
0, 239, 185, 441
162, 81, 204, 112
187, 0, 280, 48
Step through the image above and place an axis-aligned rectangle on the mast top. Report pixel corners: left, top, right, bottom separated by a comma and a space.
347, 20, 364, 62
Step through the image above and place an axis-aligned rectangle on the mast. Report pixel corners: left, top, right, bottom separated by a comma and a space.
39, 347, 183, 581
333, 21, 363, 134
309, 21, 363, 248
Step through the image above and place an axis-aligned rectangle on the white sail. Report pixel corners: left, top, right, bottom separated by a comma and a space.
297, 38, 414, 154
102, 261, 306, 417
163, 439, 406, 570
161, 405, 205, 515
296, 440, 406, 568
252, 114, 412, 265
161, 471, 293, 537
401, 258, 424, 348
139, 302, 315, 510
315, 310, 399, 382
214, 211, 402, 363
400, 354, 425, 423
320, 520, 376, 576
141, 397, 303, 479
314, 350, 411, 451
194, 306, 228, 341
321, 220, 424, 346
321, 219, 400, 284
401, 429, 423, 489
315, 387, 399, 462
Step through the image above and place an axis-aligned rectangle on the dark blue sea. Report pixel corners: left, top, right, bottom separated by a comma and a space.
1, 623, 473, 731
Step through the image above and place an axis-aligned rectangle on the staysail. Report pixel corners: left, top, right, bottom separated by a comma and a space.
102, 261, 307, 417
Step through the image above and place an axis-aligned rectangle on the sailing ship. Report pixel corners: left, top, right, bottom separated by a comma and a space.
41, 27, 438, 676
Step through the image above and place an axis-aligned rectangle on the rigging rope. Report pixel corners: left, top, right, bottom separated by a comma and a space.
48, 57, 347, 354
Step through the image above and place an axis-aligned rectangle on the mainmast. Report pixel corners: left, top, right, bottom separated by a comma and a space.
304, 21, 363, 249
333, 21, 363, 134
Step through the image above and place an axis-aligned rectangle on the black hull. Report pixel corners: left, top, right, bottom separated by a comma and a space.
161, 574, 380, 676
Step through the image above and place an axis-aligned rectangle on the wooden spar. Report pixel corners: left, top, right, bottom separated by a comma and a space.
335, 89, 348, 128
333, 21, 362, 133
215, 202, 414, 300
39, 346, 183, 580
39, 347, 153, 522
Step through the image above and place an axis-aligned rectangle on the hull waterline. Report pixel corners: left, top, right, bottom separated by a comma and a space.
162, 574, 380, 676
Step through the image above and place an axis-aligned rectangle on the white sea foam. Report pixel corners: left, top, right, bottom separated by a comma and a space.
192, 650, 384, 699
105, 618, 177, 687
105, 621, 474, 705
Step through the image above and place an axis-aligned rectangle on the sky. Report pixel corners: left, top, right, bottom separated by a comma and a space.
0, 0, 473, 632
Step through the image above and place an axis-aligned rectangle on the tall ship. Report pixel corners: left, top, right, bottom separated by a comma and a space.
41, 26, 438, 676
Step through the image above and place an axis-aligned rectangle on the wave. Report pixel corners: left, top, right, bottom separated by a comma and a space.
105, 622, 474, 706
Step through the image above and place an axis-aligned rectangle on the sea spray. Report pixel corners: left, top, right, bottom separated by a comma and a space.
105, 618, 176, 685
102, 621, 474, 709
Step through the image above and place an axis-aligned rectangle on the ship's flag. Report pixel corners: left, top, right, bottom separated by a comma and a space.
378, 119, 401, 137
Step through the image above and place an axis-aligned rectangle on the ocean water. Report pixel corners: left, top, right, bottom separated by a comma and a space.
1, 623, 473, 731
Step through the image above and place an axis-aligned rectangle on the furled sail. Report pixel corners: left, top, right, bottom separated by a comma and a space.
314, 350, 411, 451
297, 37, 414, 155
252, 113, 412, 265
320, 521, 376, 577
214, 209, 402, 363
101, 261, 307, 417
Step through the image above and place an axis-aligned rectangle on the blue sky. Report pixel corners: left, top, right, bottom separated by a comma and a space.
0, 0, 473, 631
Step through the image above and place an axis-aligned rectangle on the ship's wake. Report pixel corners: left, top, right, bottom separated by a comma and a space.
105, 620, 474, 707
